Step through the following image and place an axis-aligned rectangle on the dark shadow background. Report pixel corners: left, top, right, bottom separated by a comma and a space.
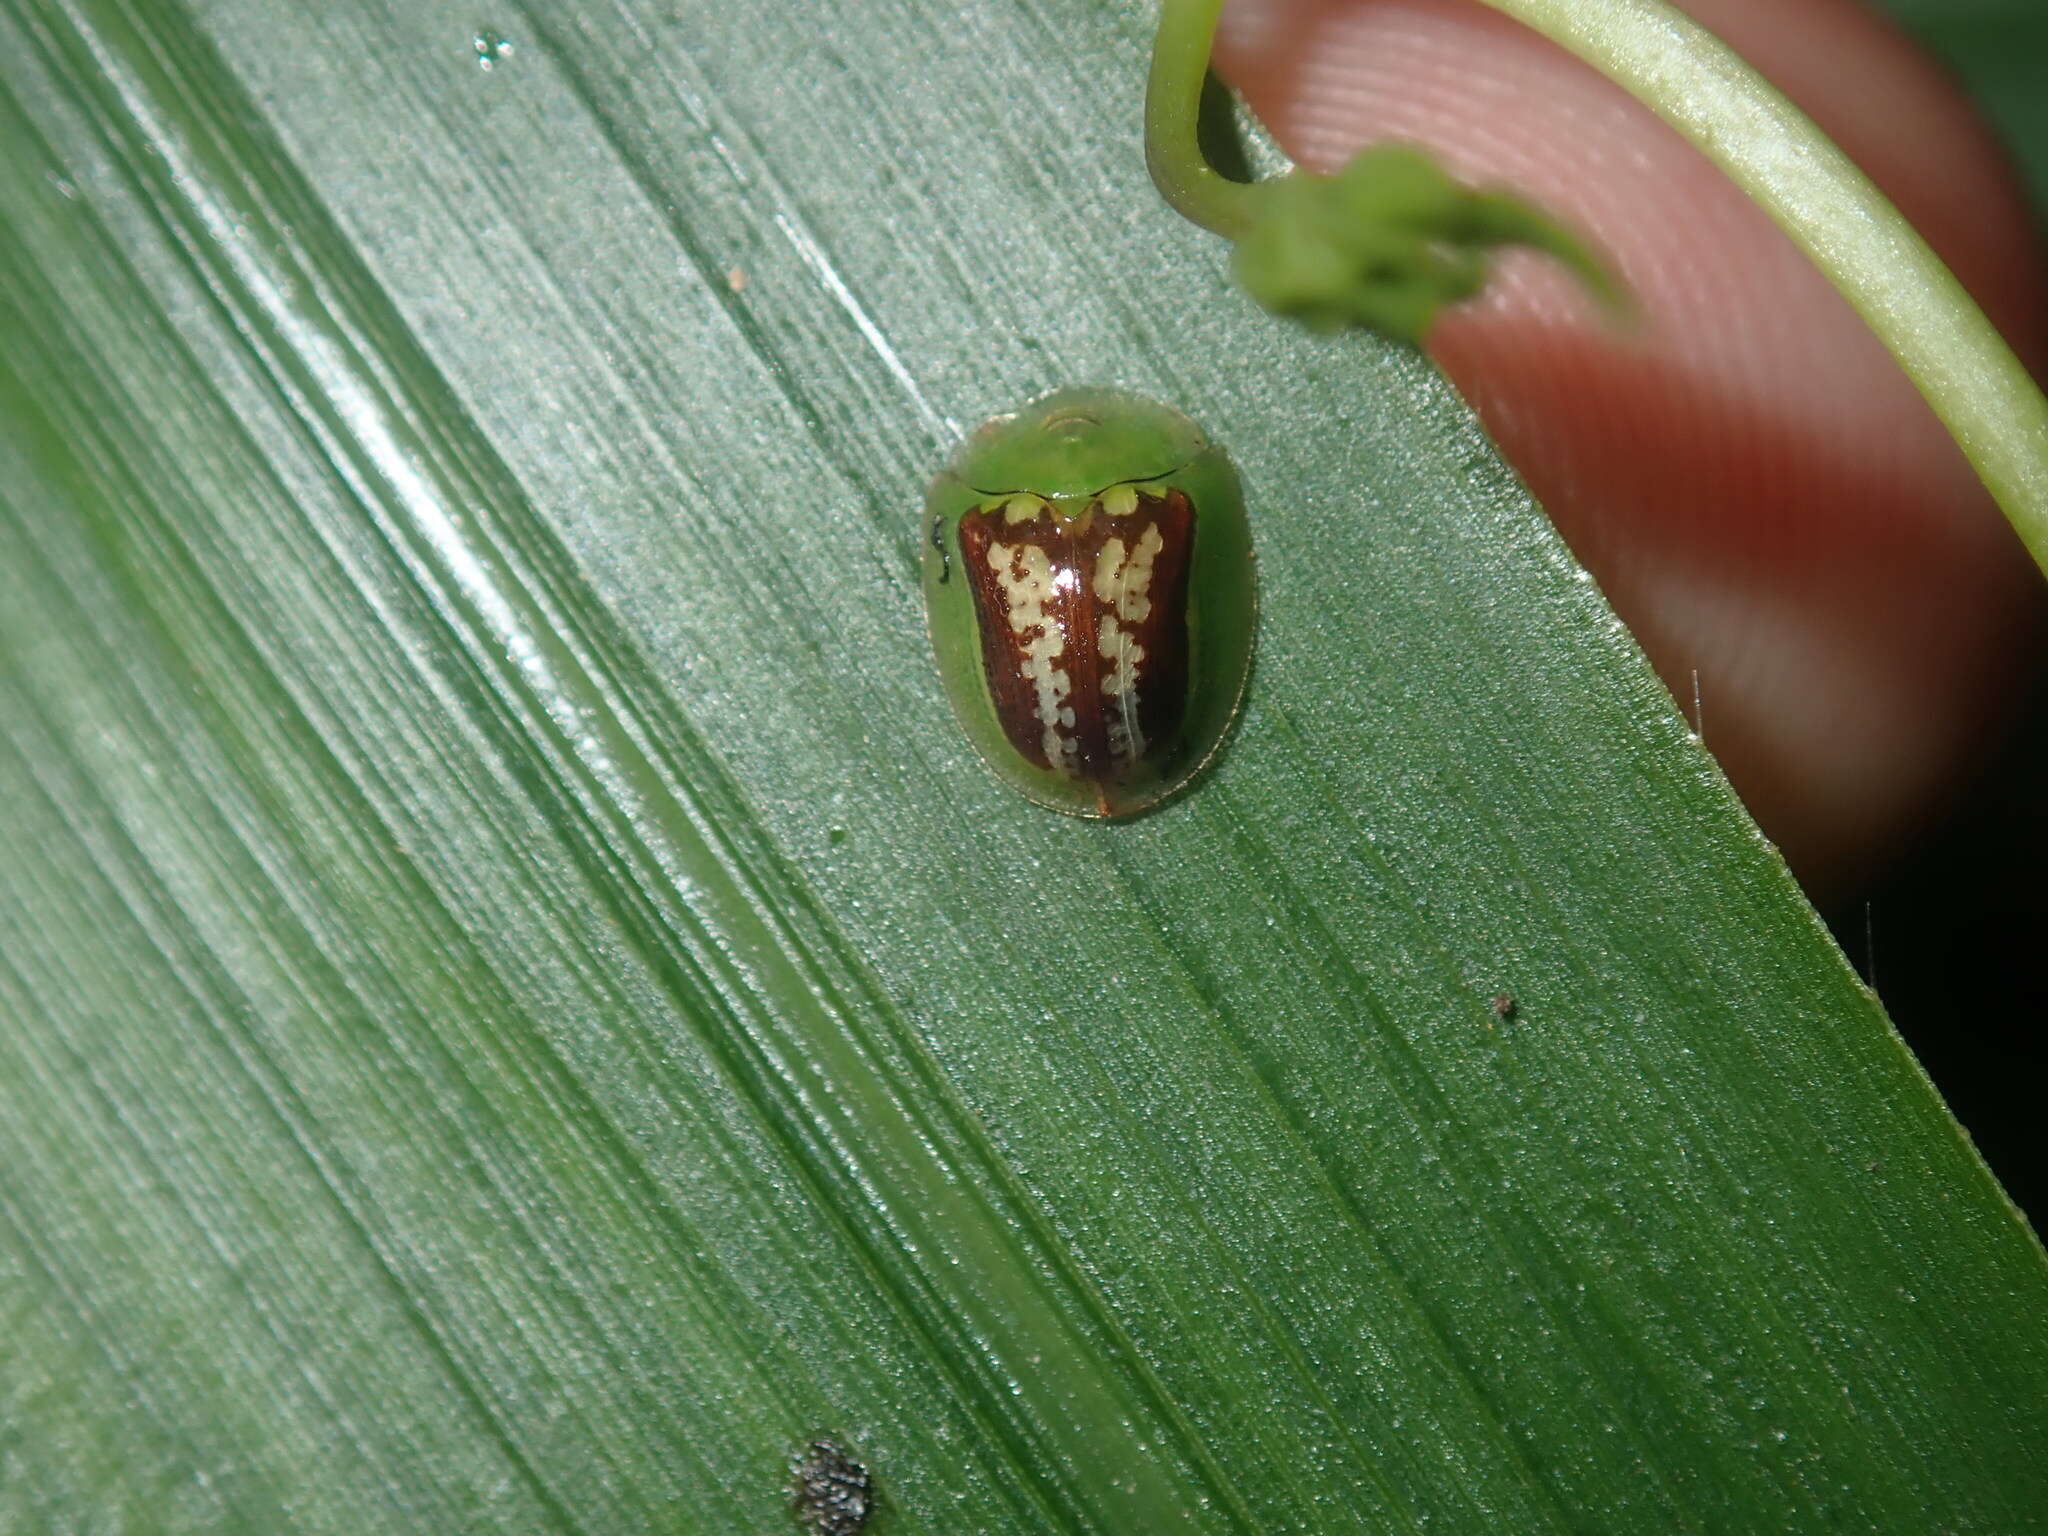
1830, 683, 2048, 1230
1839, 0, 2047, 1237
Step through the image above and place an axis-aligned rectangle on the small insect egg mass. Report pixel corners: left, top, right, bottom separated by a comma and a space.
920, 387, 1256, 818
791, 1435, 873, 1536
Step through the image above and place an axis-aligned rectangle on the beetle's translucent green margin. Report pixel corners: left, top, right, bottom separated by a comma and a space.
1145, 0, 2048, 580
921, 388, 1257, 819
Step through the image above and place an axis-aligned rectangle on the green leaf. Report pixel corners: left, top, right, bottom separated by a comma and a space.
1225, 146, 1628, 339
1, 2, 2042, 1533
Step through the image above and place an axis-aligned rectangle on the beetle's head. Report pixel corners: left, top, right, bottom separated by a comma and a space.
952, 386, 1207, 500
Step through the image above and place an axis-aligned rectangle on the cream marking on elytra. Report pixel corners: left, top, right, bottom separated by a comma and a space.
988, 541, 1077, 770
1100, 483, 1139, 518
1090, 522, 1165, 763
1004, 494, 1048, 526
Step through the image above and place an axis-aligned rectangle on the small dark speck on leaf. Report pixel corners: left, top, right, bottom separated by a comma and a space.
793, 1435, 873, 1535
1490, 994, 1517, 1023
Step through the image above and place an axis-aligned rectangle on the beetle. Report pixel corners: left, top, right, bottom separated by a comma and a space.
921, 387, 1255, 818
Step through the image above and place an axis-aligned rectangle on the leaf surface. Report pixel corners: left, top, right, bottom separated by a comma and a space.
1, 1, 2042, 1531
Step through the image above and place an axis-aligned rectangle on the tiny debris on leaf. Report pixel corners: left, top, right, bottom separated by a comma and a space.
793, 1435, 873, 1535
1490, 994, 1517, 1023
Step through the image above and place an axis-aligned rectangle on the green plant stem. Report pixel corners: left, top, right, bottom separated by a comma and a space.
1468, 0, 2048, 574
1149, 0, 2048, 578
1146, 0, 1258, 238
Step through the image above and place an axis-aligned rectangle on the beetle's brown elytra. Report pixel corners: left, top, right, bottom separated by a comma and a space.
958, 486, 1194, 795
